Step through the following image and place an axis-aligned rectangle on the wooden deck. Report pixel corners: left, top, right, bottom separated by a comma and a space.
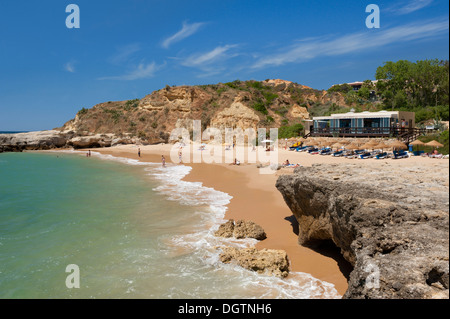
309, 127, 426, 143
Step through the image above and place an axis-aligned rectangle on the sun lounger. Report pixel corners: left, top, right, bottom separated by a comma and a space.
375, 152, 388, 159
359, 152, 373, 159
393, 150, 409, 159
295, 146, 309, 152
332, 150, 344, 157
320, 149, 332, 155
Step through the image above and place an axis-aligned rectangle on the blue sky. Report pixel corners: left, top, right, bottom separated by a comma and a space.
0, 0, 448, 131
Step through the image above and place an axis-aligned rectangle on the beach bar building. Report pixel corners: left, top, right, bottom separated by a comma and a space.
308, 110, 418, 140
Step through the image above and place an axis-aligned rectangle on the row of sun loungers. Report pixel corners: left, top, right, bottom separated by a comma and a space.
289, 145, 413, 159
291, 145, 450, 159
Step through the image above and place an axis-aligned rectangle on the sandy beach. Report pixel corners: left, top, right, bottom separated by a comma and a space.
88, 143, 449, 296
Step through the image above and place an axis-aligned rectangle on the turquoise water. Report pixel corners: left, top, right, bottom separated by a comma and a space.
0, 151, 340, 299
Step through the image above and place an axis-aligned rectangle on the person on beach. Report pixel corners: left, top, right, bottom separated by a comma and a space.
138, 148, 141, 158
230, 158, 240, 165
178, 149, 182, 164
162, 155, 166, 167
89, 150, 91, 157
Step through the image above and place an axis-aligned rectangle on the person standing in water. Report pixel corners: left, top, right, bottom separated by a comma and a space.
162, 155, 166, 167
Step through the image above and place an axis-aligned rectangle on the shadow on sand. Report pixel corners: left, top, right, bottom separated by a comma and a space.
284, 215, 353, 281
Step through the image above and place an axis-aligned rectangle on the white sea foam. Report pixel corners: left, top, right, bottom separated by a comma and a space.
143, 162, 341, 299
60, 149, 341, 299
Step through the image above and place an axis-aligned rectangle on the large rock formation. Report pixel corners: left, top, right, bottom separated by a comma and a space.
219, 247, 290, 278
215, 219, 267, 240
276, 163, 449, 299
0, 130, 69, 152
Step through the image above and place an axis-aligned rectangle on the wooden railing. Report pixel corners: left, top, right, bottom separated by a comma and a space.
310, 127, 426, 141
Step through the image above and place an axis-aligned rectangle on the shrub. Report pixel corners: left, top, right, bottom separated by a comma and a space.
77, 107, 88, 116
252, 100, 268, 115
278, 123, 304, 139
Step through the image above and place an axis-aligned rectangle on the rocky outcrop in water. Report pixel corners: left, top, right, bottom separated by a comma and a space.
215, 219, 267, 240
0, 130, 144, 153
276, 163, 449, 299
0, 130, 69, 153
214, 220, 287, 277
219, 247, 290, 278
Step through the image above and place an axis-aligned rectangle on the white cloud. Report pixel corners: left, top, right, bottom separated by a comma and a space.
178, 44, 240, 77
64, 61, 75, 73
98, 62, 162, 81
181, 44, 238, 67
388, 0, 434, 15
162, 21, 205, 49
251, 18, 449, 69
109, 43, 141, 65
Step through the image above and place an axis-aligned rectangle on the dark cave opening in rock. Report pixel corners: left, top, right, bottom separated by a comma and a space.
308, 239, 353, 281
284, 215, 353, 281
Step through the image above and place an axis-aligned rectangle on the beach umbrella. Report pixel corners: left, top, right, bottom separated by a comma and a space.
390, 141, 408, 150
425, 140, 444, 148
367, 140, 380, 147
410, 140, 425, 146
360, 142, 375, 150
374, 142, 390, 151
346, 143, 360, 150
331, 142, 343, 150
409, 139, 425, 152
350, 139, 363, 145
304, 140, 316, 146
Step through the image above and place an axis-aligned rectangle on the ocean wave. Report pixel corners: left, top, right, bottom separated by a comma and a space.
67, 150, 340, 299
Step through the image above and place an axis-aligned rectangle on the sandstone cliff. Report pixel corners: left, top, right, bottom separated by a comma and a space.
276, 163, 449, 299
59, 80, 348, 145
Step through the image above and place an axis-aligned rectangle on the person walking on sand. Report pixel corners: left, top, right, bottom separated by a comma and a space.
162, 155, 166, 167
138, 148, 141, 158
178, 148, 183, 164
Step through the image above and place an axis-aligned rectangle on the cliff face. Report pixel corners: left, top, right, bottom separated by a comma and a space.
60, 80, 348, 144
276, 163, 449, 299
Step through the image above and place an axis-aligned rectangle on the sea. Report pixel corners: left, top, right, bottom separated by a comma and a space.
0, 150, 340, 299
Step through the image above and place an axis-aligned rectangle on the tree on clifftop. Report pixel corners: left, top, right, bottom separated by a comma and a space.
375, 59, 449, 108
